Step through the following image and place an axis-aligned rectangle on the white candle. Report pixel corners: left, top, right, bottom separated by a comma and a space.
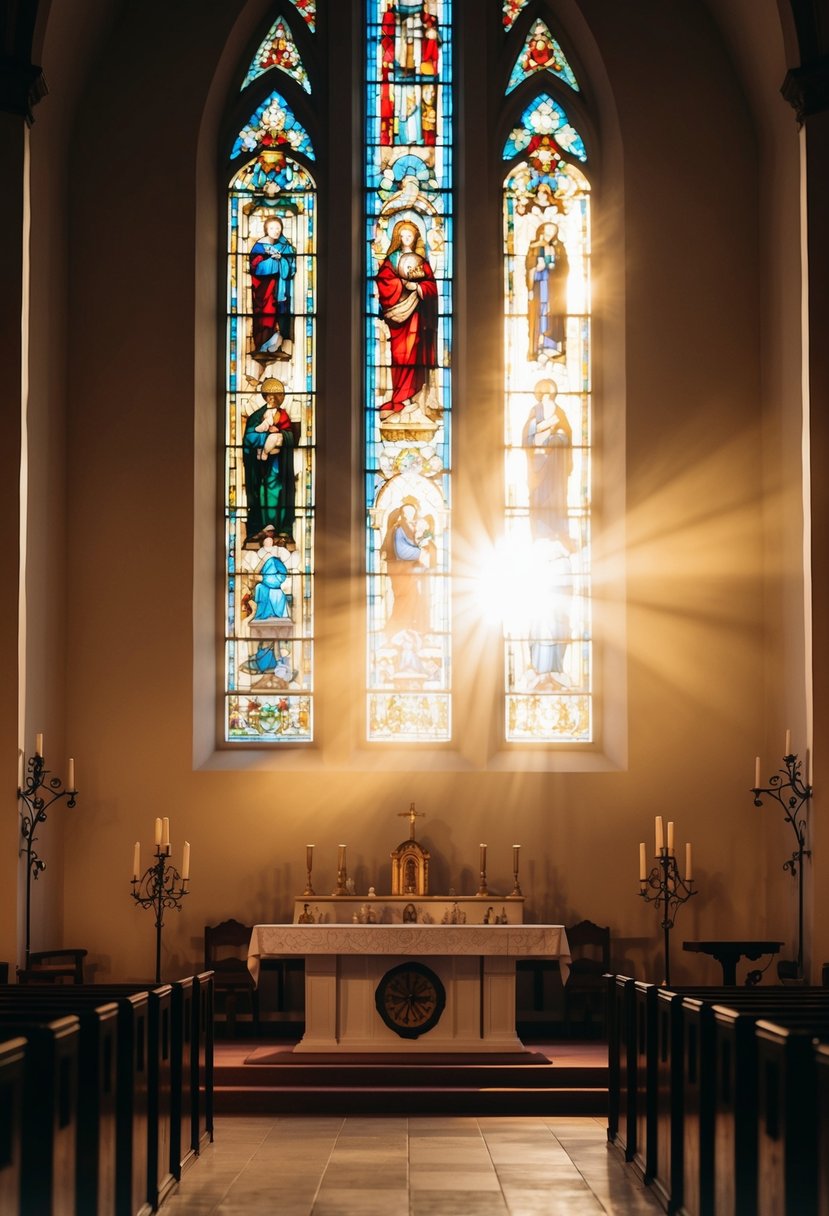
35, 733, 43, 758
639, 842, 647, 882
162, 817, 170, 848
306, 844, 314, 871
182, 841, 190, 882
785, 729, 791, 756
754, 756, 761, 788
338, 844, 346, 871
685, 842, 693, 882
132, 841, 140, 881
655, 816, 664, 854
667, 821, 675, 855
154, 817, 162, 846
67, 757, 75, 790
513, 844, 520, 872
480, 843, 487, 871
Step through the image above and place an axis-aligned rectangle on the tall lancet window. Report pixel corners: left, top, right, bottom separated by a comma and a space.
501, 41, 593, 742
224, 16, 317, 742
365, 0, 453, 742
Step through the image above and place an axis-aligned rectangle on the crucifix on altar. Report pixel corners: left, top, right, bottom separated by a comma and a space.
391, 802, 430, 895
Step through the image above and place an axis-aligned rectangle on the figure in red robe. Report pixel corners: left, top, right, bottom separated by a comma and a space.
376, 219, 438, 418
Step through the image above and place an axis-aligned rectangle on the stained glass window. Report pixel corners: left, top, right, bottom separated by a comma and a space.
502, 92, 592, 742
506, 19, 579, 94
289, 0, 316, 31
242, 17, 311, 93
365, 0, 453, 742
225, 67, 317, 741
502, 0, 529, 32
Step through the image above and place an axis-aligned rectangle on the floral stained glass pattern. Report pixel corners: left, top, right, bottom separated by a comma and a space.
242, 17, 311, 93
506, 19, 579, 94
225, 85, 317, 741
365, 0, 453, 741
231, 90, 315, 161
289, 0, 316, 31
502, 95, 592, 742
502, 0, 530, 32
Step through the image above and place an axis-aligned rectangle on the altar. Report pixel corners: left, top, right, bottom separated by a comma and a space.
247, 923, 571, 1053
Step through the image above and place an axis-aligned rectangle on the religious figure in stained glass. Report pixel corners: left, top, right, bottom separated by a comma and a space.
380, 0, 440, 147
506, 19, 579, 94
242, 378, 297, 545
380, 496, 435, 634
522, 379, 573, 549
502, 83, 591, 742
376, 219, 439, 420
242, 16, 311, 93
525, 220, 569, 363
249, 214, 297, 365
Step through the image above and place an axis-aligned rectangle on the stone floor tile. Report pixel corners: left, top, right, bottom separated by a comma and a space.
410, 1168, 501, 1191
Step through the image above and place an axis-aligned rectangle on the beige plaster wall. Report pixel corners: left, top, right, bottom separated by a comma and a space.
20, 0, 806, 988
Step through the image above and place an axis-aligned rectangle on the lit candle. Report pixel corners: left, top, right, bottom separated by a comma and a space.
754, 756, 761, 789
480, 843, 487, 871
654, 816, 664, 854
306, 844, 314, 871
667, 821, 675, 855
182, 841, 190, 882
35, 733, 43, 758
513, 844, 520, 872
785, 729, 791, 756
338, 844, 346, 871
154, 817, 162, 846
67, 757, 75, 790
132, 841, 140, 881
685, 842, 693, 882
162, 817, 170, 848
639, 842, 647, 882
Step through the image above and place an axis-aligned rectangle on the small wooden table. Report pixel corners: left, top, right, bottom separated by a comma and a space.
682, 939, 784, 985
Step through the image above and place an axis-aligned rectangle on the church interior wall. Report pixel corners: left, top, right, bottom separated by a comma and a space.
10, 0, 814, 988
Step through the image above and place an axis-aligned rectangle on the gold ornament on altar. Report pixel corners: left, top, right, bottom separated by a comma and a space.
390, 803, 430, 896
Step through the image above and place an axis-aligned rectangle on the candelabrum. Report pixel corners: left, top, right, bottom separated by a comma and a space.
477, 853, 489, 897
640, 851, 697, 987
510, 850, 522, 898
131, 848, 189, 984
18, 750, 77, 970
751, 750, 813, 980
304, 846, 315, 896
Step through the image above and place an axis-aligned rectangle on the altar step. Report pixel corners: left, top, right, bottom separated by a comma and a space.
214, 1040, 608, 1116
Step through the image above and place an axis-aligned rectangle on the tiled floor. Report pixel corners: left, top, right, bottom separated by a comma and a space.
161, 1115, 664, 1215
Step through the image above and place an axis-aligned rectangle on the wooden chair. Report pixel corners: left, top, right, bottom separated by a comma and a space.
203, 920, 259, 1037
17, 948, 87, 985
563, 919, 610, 1037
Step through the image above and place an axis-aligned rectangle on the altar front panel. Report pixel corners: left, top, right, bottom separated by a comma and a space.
248, 924, 570, 1054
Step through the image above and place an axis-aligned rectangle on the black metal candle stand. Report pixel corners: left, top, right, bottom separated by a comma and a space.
18, 753, 78, 970
639, 850, 697, 987
751, 751, 813, 980
131, 848, 189, 984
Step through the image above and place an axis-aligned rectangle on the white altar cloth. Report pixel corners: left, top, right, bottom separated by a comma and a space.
247, 923, 570, 1053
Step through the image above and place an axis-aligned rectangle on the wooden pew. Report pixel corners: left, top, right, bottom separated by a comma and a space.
634, 986, 829, 1216
0, 1014, 80, 1216
633, 981, 658, 1184
0, 1036, 26, 1216
170, 977, 196, 1178
0, 987, 150, 1216
193, 971, 214, 1152
816, 1041, 829, 1216
0, 997, 118, 1216
607, 975, 637, 1161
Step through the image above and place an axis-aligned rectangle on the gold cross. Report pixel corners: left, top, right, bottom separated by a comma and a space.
398, 802, 424, 840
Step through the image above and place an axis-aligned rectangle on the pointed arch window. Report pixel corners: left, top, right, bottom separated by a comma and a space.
364, 0, 454, 742
501, 31, 593, 743
224, 16, 317, 743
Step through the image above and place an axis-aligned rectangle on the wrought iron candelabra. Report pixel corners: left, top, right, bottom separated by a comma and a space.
18, 747, 77, 970
751, 747, 813, 979
640, 849, 696, 987
132, 845, 189, 984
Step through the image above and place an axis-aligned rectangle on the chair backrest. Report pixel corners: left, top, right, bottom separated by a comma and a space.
18, 948, 87, 985
566, 920, 610, 977
204, 919, 253, 971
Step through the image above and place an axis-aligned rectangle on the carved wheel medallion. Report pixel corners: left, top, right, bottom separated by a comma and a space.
374, 961, 446, 1039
